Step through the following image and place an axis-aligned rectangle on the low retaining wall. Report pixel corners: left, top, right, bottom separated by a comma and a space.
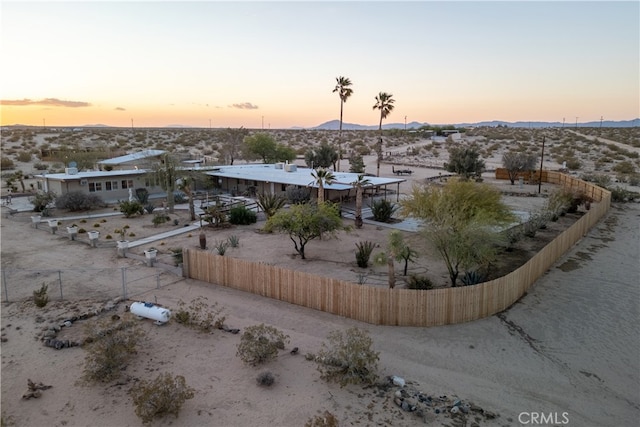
184, 172, 611, 326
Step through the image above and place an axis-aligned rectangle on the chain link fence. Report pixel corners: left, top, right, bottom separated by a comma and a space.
1, 263, 184, 303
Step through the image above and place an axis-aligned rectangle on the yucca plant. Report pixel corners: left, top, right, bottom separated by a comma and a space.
257, 193, 286, 219
355, 241, 375, 268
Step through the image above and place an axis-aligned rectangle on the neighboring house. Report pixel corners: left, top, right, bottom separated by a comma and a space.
34, 167, 165, 203
205, 163, 406, 202
97, 149, 166, 171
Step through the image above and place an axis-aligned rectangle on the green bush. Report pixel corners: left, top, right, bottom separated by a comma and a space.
120, 200, 144, 218
129, 372, 195, 425
0, 157, 15, 169
355, 241, 375, 268
370, 199, 398, 223
228, 235, 240, 248
228, 206, 257, 225
152, 211, 168, 226
54, 192, 105, 212
29, 191, 56, 213
460, 270, 487, 286
405, 275, 433, 290
236, 324, 289, 366
312, 327, 379, 387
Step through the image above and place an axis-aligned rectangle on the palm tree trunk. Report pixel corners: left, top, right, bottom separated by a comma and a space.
337, 100, 344, 172
318, 182, 324, 204
355, 185, 363, 228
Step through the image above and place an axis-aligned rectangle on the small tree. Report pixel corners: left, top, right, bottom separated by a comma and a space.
244, 133, 295, 163
444, 144, 485, 180
400, 179, 515, 286
265, 202, 344, 259
349, 153, 365, 173
129, 372, 195, 425
305, 142, 339, 170
310, 168, 336, 204
314, 327, 379, 387
236, 324, 290, 366
502, 151, 537, 185
29, 190, 56, 213
373, 230, 406, 288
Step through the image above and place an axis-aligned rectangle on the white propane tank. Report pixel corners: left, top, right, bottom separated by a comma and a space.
130, 302, 171, 325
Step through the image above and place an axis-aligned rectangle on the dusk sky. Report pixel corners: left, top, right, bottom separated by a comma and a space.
1, 1, 638, 129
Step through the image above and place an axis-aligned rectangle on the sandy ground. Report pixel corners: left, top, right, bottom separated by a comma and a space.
1, 183, 639, 426
1, 136, 639, 426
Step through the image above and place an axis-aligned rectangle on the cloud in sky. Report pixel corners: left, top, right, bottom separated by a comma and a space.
115, 107, 126, 111
1, 98, 91, 108
230, 102, 259, 110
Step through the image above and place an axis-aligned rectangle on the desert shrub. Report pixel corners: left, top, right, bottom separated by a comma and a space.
173, 191, 187, 204
355, 241, 375, 268
54, 191, 105, 211
81, 320, 144, 384
29, 190, 57, 213
119, 200, 144, 218
460, 270, 487, 286
613, 160, 636, 175
286, 185, 311, 204
256, 371, 275, 387
33, 283, 49, 307
0, 157, 15, 169
33, 162, 48, 170
523, 211, 549, 237
313, 327, 379, 387
129, 372, 195, 425
405, 275, 433, 290
144, 203, 156, 214
610, 186, 638, 203
173, 296, 225, 333
305, 411, 339, 427
78, 228, 87, 234
628, 174, 640, 187
370, 199, 398, 223
171, 248, 183, 266
214, 240, 229, 255
135, 188, 149, 204
228, 235, 240, 248
16, 151, 32, 162
229, 206, 257, 225
152, 211, 168, 226
236, 324, 289, 366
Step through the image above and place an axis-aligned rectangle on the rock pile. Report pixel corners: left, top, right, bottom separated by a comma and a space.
38, 297, 124, 349
380, 376, 499, 425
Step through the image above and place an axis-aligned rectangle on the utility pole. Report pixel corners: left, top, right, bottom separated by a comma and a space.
538, 136, 545, 194
575, 117, 578, 129
404, 116, 407, 131
131, 118, 134, 130
209, 119, 212, 129
262, 116, 264, 130
562, 118, 565, 128
600, 116, 603, 128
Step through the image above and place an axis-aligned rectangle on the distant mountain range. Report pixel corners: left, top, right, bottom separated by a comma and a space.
310, 119, 640, 130
5, 118, 638, 130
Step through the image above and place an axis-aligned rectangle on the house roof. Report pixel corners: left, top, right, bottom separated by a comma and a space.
204, 163, 405, 190
97, 149, 166, 165
35, 169, 147, 181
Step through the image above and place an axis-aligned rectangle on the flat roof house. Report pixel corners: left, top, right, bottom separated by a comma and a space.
97, 149, 166, 171
204, 163, 406, 202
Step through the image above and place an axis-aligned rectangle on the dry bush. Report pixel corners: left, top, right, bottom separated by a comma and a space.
236, 324, 289, 365
174, 296, 225, 333
304, 410, 339, 427
80, 319, 144, 384
129, 372, 195, 424
32, 283, 49, 308
313, 327, 379, 387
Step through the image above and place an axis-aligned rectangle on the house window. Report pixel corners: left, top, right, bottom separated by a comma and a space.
145, 177, 158, 187
121, 179, 134, 189
88, 182, 102, 192
105, 181, 119, 191
281, 184, 286, 191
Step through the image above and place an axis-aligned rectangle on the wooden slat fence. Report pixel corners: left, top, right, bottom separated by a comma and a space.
184, 172, 610, 326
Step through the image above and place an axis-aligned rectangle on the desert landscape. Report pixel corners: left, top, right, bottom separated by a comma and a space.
1, 126, 639, 426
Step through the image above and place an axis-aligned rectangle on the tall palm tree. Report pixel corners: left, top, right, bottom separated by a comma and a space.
372, 92, 395, 177
310, 168, 336, 204
350, 174, 371, 229
333, 76, 354, 172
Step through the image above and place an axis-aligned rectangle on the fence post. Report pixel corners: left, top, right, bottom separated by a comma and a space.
58, 270, 63, 300
156, 272, 160, 289
121, 267, 127, 300
2, 269, 8, 303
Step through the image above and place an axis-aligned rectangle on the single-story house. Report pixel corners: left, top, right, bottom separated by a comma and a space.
204, 163, 406, 202
34, 168, 165, 203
